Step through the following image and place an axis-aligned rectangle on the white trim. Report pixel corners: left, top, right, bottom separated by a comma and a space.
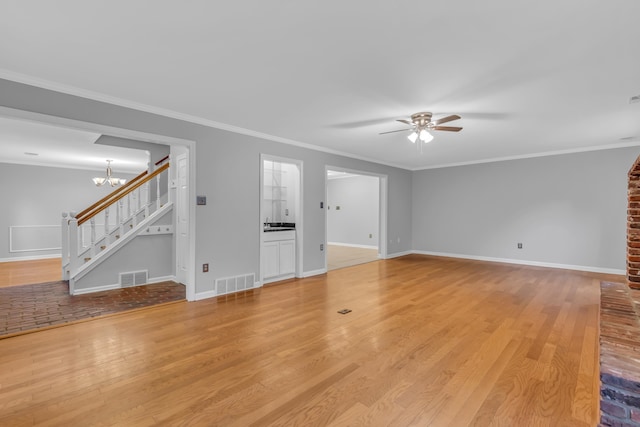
71, 204, 174, 282
71, 282, 121, 295
263, 273, 295, 285
3, 71, 640, 172
411, 141, 640, 171
384, 250, 413, 259
260, 154, 304, 283
146, 275, 178, 284
302, 268, 327, 278
71, 277, 180, 296
0, 106, 197, 302
324, 165, 388, 270
194, 290, 218, 301
9, 224, 61, 252
327, 242, 378, 250
0, 254, 61, 263
0, 70, 408, 171
412, 250, 626, 275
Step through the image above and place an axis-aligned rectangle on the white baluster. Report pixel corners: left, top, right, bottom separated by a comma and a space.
117, 199, 124, 238
127, 193, 132, 223
145, 182, 150, 217
104, 207, 110, 244
132, 190, 138, 215
156, 173, 161, 210
116, 200, 121, 235
90, 217, 96, 256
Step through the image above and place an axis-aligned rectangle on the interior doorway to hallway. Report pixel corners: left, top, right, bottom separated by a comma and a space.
325, 167, 387, 271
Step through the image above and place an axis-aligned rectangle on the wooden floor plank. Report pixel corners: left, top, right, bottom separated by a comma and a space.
0, 254, 623, 426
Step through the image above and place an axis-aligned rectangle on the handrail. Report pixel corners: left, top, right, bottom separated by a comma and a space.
155, 155, 170, 166
78, 163, 170, 225
76, 169, 149, 220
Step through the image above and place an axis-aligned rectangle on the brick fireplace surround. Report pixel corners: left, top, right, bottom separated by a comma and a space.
598, 157, 640, 426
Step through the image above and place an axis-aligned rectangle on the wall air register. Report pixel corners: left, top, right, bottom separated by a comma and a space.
215, 273, 255, 296
119, 270, 149, 287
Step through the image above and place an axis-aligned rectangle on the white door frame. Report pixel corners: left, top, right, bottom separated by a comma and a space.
0, 106, 198, 301
259, 154, 304, 284
174, 151, 189, 287
324, 166, 388, 271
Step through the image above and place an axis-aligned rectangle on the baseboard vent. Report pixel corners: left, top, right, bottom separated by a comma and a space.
120, 270, 149, 288
215, 273, 255, 296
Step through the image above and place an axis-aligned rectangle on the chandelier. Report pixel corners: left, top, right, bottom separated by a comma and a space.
93, 160, 126, 187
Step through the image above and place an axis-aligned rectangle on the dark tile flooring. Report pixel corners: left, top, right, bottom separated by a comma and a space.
0, 281, 186, 338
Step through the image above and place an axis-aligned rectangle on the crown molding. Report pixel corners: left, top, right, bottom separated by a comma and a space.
410, 140, 640, 171
0, 69, 410, 171
3, 69, 638, 174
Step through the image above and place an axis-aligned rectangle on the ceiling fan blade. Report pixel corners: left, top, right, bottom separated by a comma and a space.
396, 119, 412, 125
432, 115, 461, 126
379, 128, 411, 135
433, 126, 462, 132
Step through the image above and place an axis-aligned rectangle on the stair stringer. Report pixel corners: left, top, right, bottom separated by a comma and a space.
69, 202, 174, 292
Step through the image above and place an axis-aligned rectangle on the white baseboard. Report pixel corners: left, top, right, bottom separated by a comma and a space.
71, 276, 182, 296
71, 283, 121, 295
0, 254, 62, 263
328, 242, 378, 250
412, 250, 625, 275
302, 268, 327, 278
384, 250, 413, 259
147, 275, 178, 284
194, 290, 218, 301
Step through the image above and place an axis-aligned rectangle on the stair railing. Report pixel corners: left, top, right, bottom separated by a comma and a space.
62, 162, 170, 279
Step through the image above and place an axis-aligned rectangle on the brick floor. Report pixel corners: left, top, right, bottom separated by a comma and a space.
0, 280, 186, 338
599, 281, 640, 426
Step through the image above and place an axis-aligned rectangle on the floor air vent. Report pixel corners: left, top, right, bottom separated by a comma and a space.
119, 270, 149, 288
215, 273, 255, 296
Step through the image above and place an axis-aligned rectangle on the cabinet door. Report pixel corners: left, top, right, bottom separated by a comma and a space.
263, 241, 280, 279
279, 240, 295, 275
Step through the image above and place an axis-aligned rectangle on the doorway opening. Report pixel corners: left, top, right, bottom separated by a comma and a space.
0, 106, 197, 301
325, 167, 387, 271
260, 155, 303, 284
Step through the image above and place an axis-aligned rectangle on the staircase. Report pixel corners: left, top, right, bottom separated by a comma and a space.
61, 158, 172, 294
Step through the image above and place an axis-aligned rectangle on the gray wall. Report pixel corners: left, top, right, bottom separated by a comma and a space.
74, 210, 174, 290
412, 147, 640, 271
327, 175, 379, 247
0, 162, 135, 260
0, 79, 413, 295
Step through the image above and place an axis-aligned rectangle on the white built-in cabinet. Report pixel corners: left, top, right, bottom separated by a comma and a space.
262, 230, 295, 282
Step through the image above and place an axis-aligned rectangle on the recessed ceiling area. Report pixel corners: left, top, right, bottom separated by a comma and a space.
0, 1, 639, 169
0, 117, 149, 173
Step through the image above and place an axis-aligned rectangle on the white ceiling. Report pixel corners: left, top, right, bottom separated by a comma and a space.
0, 117, 149, 173
0, 1, 639, 170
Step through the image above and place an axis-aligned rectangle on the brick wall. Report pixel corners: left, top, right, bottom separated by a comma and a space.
628, 157, 640, 290
600, 282, 640, 427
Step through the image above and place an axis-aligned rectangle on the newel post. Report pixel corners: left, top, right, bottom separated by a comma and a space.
61, 212, 69, 280
68, 212, 80, 277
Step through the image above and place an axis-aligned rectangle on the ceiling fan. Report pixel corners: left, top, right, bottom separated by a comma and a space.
380, 112, 462, 152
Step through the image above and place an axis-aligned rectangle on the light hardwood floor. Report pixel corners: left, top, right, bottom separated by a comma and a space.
0, 258, 61, 288
0, 255, 622, 426
327, 244, 379, 270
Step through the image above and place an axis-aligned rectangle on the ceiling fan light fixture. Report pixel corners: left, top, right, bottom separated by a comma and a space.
408, 131, 418, 143
419, 129, 433, 143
